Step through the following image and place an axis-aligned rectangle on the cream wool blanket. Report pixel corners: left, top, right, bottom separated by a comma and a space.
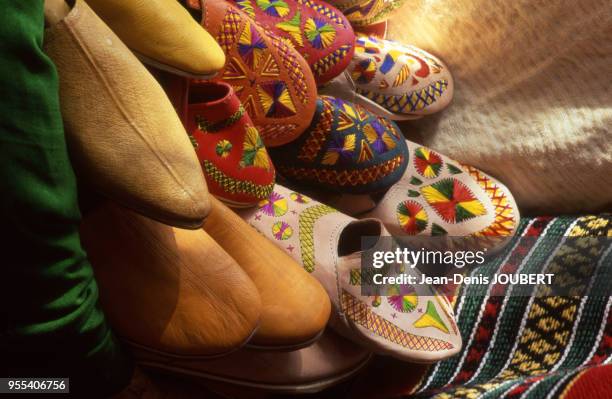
387, 0, 611, 214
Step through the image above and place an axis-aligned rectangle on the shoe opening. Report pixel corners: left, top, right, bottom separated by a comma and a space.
338, 219, 382, 257
189, 82, 231, 104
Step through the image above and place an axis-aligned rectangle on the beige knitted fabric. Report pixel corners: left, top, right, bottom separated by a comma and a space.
387, 0, 612, 214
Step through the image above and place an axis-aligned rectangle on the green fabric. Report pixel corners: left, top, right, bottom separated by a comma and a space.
0, 1, 132, 396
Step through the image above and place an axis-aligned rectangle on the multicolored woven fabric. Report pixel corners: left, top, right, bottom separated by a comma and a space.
269, 95, 409, 194
354, 215, 612, 398
228, 0, 355, 85
188, 0, 317, 147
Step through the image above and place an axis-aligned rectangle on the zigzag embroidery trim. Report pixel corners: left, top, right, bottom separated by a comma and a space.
203, 160, 274, 198
357, 79, 448, 114
279, 154, 405, 187
461, 164, 517, 237
341, 290, 454, 351
195, 105, 245, 133
298, 204, 337, 272
312, 45, 352, 77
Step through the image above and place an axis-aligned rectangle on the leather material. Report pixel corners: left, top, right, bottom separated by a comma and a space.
86, 0, 225, 76
80, 202, 262, 358
326, 0, 407, 26
44, 0, 210, 229
268, 95, 410, 194
186, 81, 275, 207
227, 0, 356, 85
203, 197, 331, 348
187, 0, 318, 147
331, 141, 521, 252
322, 36, 454, 120
132, 329, 371, 394
240, 184, 462, 362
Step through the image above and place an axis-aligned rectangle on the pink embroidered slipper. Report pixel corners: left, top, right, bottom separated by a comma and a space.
268, 95, 409, 194
326, 0, 407, 27
186, 81, 275, 207
227, 0, 356, 85
322, 142, 520, 252
238, 184, 462, 362
185, 0, 318, 147
321, 35, 453, 120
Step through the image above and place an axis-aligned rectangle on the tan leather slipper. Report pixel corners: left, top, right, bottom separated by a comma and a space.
202, 197, 331, 350
133, 329, 372, 394
44, 0, 210, 229
80, 202, 261, 358
86, 0, 226, 79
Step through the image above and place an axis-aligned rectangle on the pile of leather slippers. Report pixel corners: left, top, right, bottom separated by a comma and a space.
42, 0, 521, 394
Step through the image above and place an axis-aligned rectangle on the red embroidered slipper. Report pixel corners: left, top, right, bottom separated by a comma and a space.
187, 81, 276, 207
227, 0, 356, 85
185, 0, 317, 147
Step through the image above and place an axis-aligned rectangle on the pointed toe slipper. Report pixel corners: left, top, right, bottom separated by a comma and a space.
321, 36, 453, 120
268, 95, 409, 194
203, 197, 331, 350
326, 142, 521, 253
80, 202, 262, 358
326, 0, 408, 27
44, 0, 210, 229
227, 0, 355, 85
133, 329, 371, 394
238, 184, 462, 362
186, 0, 318, 147
86, 0, 226, 79
187, 81, 276, 207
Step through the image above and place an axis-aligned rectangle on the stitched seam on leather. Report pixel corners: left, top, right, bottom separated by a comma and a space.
64, 11, 198, 203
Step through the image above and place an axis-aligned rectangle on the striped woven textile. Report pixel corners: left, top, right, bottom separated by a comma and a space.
342, 214, 612, 399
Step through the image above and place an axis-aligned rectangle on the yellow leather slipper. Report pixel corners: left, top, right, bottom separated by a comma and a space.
203, 197, 331, 350
86, 0, 225, 78
81, 202, 262, 358
44, 0, 210, 229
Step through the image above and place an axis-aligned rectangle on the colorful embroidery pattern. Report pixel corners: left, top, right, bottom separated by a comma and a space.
256, 80, 297, 117
278, 154, 405, 191
298, 204, 336, 272
414, 147, 443, 178
341, 36, 453, 117
258, 191, 288, 216
414, 300, 450, 334
463, 165, 517, 237
240, 126, 270, 169
387, 284, 418, 313
290, 192, 311, 203
397, 200, 428, 234
357, 79, 449, 114
341, 290, 454, 351
202, 160, 275, 199
421, 178, 486, 224
238, 22, 267, 69
196, 104, 246, 133
215, 139, 233, 157
271, 221, 293, 240
256, 0, 290, 17
304, 17, 336, 49
206, 2, 317, 147
312, 45, 352, 78
269, 96, 409, 193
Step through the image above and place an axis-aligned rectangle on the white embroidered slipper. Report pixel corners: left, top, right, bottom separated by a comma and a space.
321, 35, 453, 121
320, 141, 521, 254
238, 184, 462, 363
